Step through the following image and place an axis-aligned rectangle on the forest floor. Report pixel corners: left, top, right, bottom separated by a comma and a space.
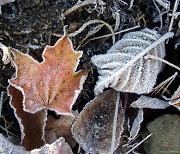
0, 0, 179, 154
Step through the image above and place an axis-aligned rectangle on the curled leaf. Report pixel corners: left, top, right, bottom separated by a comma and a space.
72, 90, 124, 153
91, 28, 174, 95
8, 85, 47, 150
9, 36, 87, 115
131, 95, 170, 109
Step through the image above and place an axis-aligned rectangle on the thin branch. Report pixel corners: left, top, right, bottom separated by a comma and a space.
68, 19, 115, 44
125, 134, 152, 154
169, 0, 180, 31
64, 0, 94, 16
145, 55, 180, 71
81, 25, 140, 47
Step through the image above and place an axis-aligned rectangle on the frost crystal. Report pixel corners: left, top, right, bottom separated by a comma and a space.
91, 28, 174, 95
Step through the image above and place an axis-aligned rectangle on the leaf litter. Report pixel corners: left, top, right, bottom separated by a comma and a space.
0, 0, 179, 153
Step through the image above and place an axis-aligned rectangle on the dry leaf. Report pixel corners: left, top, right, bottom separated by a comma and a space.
131, 95, 170, 109
31, 137, 73, 154
45, 113, 77, 148
91, 28, 174, 95
9, 36, 87, 115
8, 85, 47, 150
0, 133, 28, 154
72, 90, 124, 153
0, 134, 73, 154
169, 85, 180, 111
128, 109, 144, 142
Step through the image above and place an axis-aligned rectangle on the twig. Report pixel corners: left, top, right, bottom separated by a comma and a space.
151, 72, 178, 96
68, 19, 115, 44
64, 0, 94, 16
145, 55, 180, 71
169, 0, 180, 31
125, 134, 152, 154
81, 25, 140, 47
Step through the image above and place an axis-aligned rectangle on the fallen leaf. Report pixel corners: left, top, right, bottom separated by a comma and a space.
45, 112, 78, 148
72, 89, 125, 153
91, 28, 174, 95
0, 133, 28, 154
131, 95, 170, 109
31, 137, 74, 154
0, 134, 73, 154
9, 36, 87, 115
128, 109, 144, 142
169, 85, 180, 111
8, 85, 47, 150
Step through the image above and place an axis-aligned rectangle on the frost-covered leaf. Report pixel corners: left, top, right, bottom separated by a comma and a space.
45, 112, 77, 148
131, 95, 170, 109
128, 109, 144, 142
72, 90, 124, 154
91, 28, 174, 95
31, 137, 73, 154
0, 133, 28, 154
9, 36, 87, 115
169, 85, 180, 111
8, 85, 47, 150
0, 134, 73, 154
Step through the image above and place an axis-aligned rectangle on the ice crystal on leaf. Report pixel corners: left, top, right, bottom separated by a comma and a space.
9, 36, 87, 115
91, 28, 174, 95
72, 90, 124, 154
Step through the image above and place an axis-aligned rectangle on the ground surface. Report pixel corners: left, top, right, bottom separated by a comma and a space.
0, 0, 179, 153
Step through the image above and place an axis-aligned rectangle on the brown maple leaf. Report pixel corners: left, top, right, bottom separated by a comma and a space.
9, 36, 87, 115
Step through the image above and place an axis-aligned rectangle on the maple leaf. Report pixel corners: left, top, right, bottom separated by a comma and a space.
9, 36, 87, 115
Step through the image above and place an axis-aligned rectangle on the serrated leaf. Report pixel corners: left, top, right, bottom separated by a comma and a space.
131, 95, 170, 109
72, 90, 124, 154
8, 85, 47, 150
9, 36, 87, 115
91, 28, 174, 95
169, 85, 180, 111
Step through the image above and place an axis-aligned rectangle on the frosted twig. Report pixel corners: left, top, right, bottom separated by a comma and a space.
145, 55, 180, 71
128, 0, 135, 10
151, 72, 178, 96
169, 0, 180, 32
153, 0, 163, 29
81, 25, 140, 47
114, 11, 120, 32
125, 134, 152, 154
68, 19, 115, 44
77, 24, 104, 50
155, 0, 170, 9
64, 0, 94, 16
110, 92, 120, 154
